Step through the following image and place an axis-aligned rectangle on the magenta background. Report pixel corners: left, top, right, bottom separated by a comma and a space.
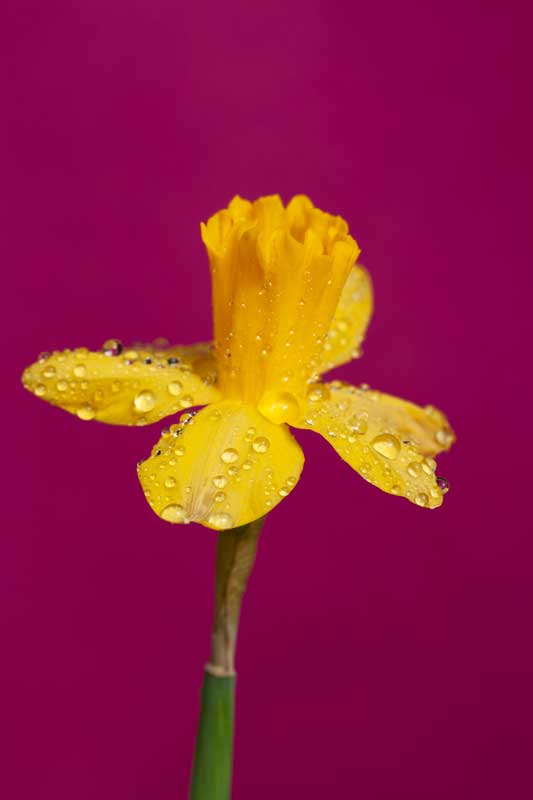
3, 1, 532, 798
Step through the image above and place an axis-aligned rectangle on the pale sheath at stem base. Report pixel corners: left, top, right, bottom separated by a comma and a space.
190, 517, 265, 800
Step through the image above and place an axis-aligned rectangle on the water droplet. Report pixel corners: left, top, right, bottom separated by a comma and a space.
422, 457, 437, 474
134, 390, 156, 413
242, 460, 253, 470
221, 448, 239, 464
287, 476, 297, 487
43, 366, 56, 378
161, 504, 189, 523
391, 484, 401, 495
214, 491, 226, 503
73, 364, 86, 378
371, 434, 400, 460
407, 462, 422, 478
307, 384, 330, 403
252, 436, 270, 454
435, 428, 454, 447
123, 349, 138, 360
180, 394, 193, 407
164, 476, 176, 488
174, 445, 185, 457
76, 403, 95, 420
278, 487, 289, 497
35, 384, 46, 397
102, 338, 123, 356
258, 390, 300, 424
111, 381, 121, 393
347, 415, 368, 435
436, 476, 450, 494
56, 380, 68, 392
415, 492, 429, 507
208, 511, 233, 530
213, 475, 227, 489
168, 381, 182, 397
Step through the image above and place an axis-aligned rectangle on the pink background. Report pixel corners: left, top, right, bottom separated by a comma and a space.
3, 1, 532, 798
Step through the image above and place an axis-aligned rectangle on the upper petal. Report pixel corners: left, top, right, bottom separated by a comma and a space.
292, 381, 455, 508
137, 400, 305, 529
22, 342, 220, 426
318, 265, 373, 374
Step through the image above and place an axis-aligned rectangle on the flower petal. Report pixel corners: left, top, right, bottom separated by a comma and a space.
137, 400, 305, 529
22, 343, 220, 426
319, 265, 373, 373
293, 382, 455, 508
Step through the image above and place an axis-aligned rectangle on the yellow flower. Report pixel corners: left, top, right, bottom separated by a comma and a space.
22, 194, 455, 529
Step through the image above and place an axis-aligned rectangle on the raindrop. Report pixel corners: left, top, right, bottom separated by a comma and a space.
208, 511, 233, 530
415, 492, 429, 507
221, 448, 239, 464
164, 476, 176, 488
252, 436, 270, 454
213, 475, 227, 489
134, 390, 156, 413
371, 434, 400, 460
436, 476, 450, 494
102, 338, 123, 357
168, 381, 182, 397
161, 504, 189, 523
35, 384, 46, 397
73, 364, 86, 378
76, 403, 95, 421
56, 380, 68, 392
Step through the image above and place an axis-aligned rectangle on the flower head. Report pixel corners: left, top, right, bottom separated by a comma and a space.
22, 194, 455, 529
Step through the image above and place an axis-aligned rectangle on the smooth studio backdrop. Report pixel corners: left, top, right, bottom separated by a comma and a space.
3, 1, 532, 798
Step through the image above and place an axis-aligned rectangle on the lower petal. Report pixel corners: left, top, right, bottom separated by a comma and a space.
293, 382, 455, 509
137, 401, 305, 529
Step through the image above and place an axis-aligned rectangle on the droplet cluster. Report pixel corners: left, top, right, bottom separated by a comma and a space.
22, 339, 219, 425
299, 382, 451, 508
137, 404, 303, 529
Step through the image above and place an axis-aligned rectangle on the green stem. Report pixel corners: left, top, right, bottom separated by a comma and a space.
190, 517, 265, 800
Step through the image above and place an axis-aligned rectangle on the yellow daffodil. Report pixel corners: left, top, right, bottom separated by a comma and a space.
22, 194, 454, 530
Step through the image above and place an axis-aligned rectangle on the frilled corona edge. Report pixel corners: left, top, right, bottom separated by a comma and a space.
22, 194, 455, 529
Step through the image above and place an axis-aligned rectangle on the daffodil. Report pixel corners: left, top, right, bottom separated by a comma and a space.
22, 194, 454, 531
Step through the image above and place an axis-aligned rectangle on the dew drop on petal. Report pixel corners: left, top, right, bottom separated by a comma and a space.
347, 415, 368, 435
415, 492, 429, 507
407, 462, 422, 478
134, 390, 156, 413
435, 428, 454, 447
102, 338, 123, 357
35, 384, 46, 397
208, 511, 233, 530
56, 380, 68, 392
73, 364, 86, 378
164, 476, 176, 489
161, 504, 189, 523
76, 403, 95, 420
252, 436, 270, 454
371, 434, 400, 460
221, 448, 239, 464
168, 381, 182, 397
436, 476, 450, 494
213, 475, 228, 489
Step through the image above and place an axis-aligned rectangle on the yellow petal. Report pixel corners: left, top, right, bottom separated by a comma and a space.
137, 400, 304, 529
22, 342, 220, 426
293, 381, 455, 508
319, 265, 373, 373
201, 194, 360, 405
